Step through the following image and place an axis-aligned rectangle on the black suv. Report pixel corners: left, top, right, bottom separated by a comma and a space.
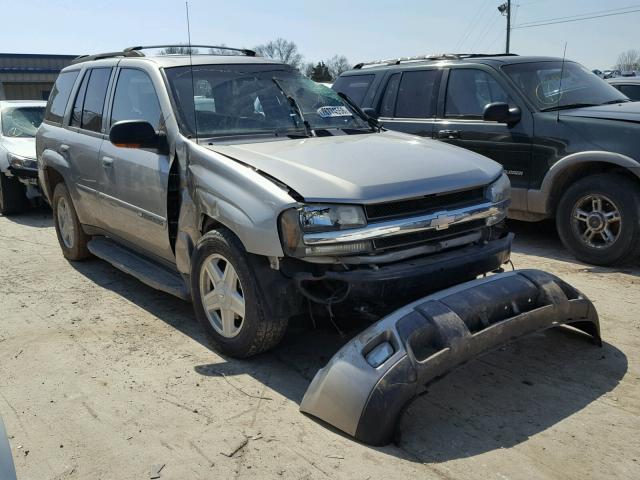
334, 54, 640, 266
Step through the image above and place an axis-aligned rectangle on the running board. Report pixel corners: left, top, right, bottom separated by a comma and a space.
300, 269, 601, 446
87, 237, 190, 301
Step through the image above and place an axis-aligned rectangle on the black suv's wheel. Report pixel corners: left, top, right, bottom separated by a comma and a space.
52, 183, 91, 260
556, 174, 640, 265
191, 228, 288, 358
0, 172, 28, 215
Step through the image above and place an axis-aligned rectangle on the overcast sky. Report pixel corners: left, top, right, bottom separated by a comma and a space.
2, 0, 638, 69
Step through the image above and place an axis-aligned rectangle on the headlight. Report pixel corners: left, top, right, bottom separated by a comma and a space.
487, 173, 511, 203
279, 204, 371, 257
8, 153, 37, 170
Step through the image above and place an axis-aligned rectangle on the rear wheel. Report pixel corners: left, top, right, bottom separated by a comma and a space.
191, 228, 288, 358
556, 174, 640, 265
52, 183, 91, 260
0, 172, 28, 215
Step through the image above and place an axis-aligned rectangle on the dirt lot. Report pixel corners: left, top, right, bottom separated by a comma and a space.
1, 209, 639, 480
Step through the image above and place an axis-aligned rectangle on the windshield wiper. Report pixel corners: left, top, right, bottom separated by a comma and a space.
271, 78, 315, 137
337, 92, 384, 132
541, 103, 599, 112
601, 99, 630, 105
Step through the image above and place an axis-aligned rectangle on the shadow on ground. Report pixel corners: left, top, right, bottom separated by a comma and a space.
0, 205, 52, 228
67, 223, 628, 463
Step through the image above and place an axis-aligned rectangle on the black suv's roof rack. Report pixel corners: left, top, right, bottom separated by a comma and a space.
71, 44, 256, 65
352, 53, 518, 69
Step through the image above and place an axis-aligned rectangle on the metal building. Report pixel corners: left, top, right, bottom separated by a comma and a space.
0, 53, 77, 101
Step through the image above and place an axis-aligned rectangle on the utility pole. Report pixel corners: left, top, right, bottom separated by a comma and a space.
498, 0, 512, 53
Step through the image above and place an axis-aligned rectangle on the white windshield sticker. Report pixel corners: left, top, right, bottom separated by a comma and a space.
316, 106, 352, 118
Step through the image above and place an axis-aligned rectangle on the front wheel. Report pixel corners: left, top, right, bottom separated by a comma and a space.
191, 228, 288, 358
556, 174, 640, 265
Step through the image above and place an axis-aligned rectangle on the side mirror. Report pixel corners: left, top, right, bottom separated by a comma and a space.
483, 102, 521, 125
362, 107, 379, 120
109, 120, 165, 150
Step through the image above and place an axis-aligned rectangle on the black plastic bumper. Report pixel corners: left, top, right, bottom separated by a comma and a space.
300, 269, 601, 446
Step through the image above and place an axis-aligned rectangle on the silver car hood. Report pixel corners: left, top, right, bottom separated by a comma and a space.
1, 136, 37, 159
206, 131, 502, 203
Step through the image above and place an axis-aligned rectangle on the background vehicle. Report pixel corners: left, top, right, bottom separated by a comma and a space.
608, 76, 640, 101
0, 416, 17, 480
334, 54, 640, 265
0, 100, 46, 214
37, 46, 513, 358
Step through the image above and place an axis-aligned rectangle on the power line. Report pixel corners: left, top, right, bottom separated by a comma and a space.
513, 6, 640, 29
516, 3, 640, 26
455, 0, 493, 51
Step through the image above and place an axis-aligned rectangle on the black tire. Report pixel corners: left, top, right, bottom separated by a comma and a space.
556, 174, 640, 265
191, 228, 288, 358
52, 183, 91, 261
0, 172, 28, 215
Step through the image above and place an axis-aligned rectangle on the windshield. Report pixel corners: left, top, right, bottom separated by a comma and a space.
1, 106, 46, 137
503, 61, 628, 111
164, 64, 370, 139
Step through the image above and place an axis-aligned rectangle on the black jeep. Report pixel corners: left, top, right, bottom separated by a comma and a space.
334, 54, 640, 266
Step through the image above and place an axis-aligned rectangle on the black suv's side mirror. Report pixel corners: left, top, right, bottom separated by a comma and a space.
109, 120, 165, 151
362, 107, 379, 120
483, 102, 521, 125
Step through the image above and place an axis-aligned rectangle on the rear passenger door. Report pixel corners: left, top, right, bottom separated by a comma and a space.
376, 69, 442, 137
65, 67, 114, 227
99, 67, 173, 261
434, 67, 533, 190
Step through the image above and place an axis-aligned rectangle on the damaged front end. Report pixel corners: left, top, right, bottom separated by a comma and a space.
300, 269, 601, 446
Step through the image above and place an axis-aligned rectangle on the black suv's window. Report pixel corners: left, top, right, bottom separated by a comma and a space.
395, 70, 440, 118
333, 74, 374, 105
110, 69, 162, 129
70, 68, 112, 132
616, 84, 640, 101
445, 69, 510, 118
44, 70, 79, 124
379, 73, 400, 117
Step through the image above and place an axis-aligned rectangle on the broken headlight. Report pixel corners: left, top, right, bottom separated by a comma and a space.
279, 205, 371, 257
487, 173, 511, 204
8, 153, 37, 170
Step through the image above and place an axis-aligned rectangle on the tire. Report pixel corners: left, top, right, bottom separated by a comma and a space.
191, 228, 288, 358
52, 183, 91, 261
556, 174, 640, 265
0, 172, 28, 215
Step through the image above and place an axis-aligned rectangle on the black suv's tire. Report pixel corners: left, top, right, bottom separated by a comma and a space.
52, 183, 91, 261
0, 172, 28, 215
191, 228, 288, 358
556, 174, 640, 265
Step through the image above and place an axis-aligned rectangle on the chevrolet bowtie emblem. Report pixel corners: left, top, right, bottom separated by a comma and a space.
431, 213, 455, 230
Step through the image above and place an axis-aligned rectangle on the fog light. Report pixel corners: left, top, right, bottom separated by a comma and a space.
365, 341, 394, 368
304, 241, 373, 256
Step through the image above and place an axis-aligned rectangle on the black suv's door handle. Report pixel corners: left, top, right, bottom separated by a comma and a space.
437, 129, 461, 139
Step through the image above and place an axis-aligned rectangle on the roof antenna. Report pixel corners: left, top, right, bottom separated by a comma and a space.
557, 42, 567, 123
185, 1, 199, 142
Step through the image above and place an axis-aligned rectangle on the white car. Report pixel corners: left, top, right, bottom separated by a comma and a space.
0, 100, 47, 214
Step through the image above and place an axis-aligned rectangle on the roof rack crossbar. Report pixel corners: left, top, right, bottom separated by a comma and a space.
124, 45, 256, 56
353, 52, 518, 69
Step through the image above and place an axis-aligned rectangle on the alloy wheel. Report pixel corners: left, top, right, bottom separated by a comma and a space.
571, 194, 621, 249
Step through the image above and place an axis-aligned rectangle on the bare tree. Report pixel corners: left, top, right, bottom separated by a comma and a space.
159, 44, 199, 55
254, 38, 303, 68
615, 49, 640, 71
326, 55, 351, 80
209, 44, 234, 55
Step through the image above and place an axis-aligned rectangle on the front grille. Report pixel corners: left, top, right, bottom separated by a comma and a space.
373, 219, 486, 250
365, 187, 485, 221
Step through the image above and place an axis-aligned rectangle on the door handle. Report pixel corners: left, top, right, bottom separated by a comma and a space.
102, 156, 114, 168
437, 129, 461, 139
59, 144, 70, 154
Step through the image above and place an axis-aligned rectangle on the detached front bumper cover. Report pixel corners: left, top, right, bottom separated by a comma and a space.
300, 269, 601, 446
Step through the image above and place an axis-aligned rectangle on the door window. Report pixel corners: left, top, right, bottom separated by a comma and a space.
617, 84, 640, 101
44, 70, 79, 124
395, 70, 440, 118
110, 69, 162, 129
445, 69, 511, 118
332, 74, 374, 105
70, 68, 112, 132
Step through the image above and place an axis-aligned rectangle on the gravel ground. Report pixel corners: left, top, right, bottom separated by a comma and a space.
1, 209, 638, 480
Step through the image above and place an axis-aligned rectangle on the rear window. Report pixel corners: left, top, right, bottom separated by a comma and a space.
44, 70, 80, 124
332, 74, 375, 105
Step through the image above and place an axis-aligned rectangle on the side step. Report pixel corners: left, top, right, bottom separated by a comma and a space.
87, 237, 190, 301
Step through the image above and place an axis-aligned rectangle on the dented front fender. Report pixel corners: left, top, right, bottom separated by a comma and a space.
300, 269, 601, 446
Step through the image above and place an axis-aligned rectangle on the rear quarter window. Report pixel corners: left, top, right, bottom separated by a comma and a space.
44, 70, 80, 125
332, 74, 375, 105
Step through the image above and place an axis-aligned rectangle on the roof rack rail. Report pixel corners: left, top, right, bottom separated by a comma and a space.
352, 52, 518, 69
71, 44, 256, 65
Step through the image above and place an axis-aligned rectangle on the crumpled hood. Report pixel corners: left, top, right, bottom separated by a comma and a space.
1, 137, 37, 159
206, 131, 502, 203
560, 102, 640, 123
